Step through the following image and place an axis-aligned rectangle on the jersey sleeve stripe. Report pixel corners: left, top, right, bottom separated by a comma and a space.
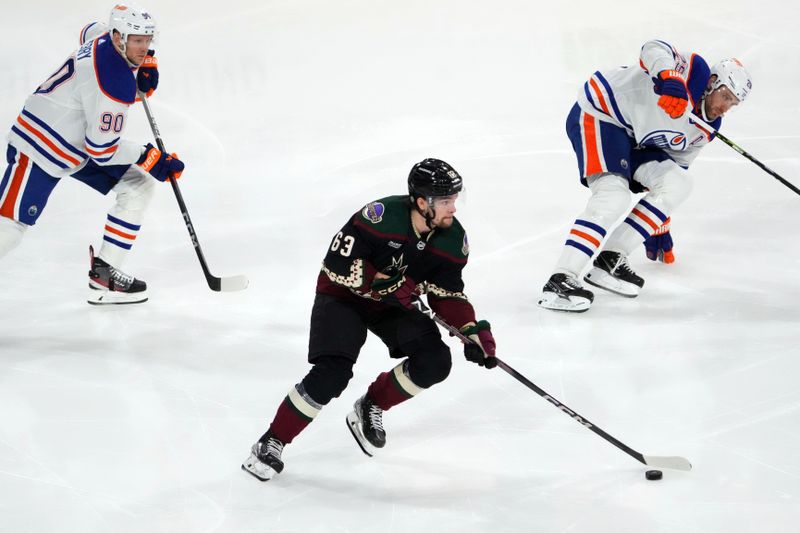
84, 143, 118, 157
653, 40, 678, 59
594, 72, 633, 131
85, 136, 120, 149
80, 22, 97, 45
21, 110, 87, 159
11, 125, 70, 169
587, 78, 611, 115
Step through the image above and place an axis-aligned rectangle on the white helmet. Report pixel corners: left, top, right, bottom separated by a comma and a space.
708, 58, 753, 102
108, 3, 157, 52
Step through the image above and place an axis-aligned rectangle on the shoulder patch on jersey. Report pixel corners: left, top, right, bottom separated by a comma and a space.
362, 201, 385, 224
461, 233, 470, 256
93, 36, 136, 105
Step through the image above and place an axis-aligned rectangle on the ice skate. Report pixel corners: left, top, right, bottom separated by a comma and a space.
584, 251, 644, 297
346, 394, 386, 457
87, 245, 148, 305
538, 273, 594, 313
241, 432, 285, 482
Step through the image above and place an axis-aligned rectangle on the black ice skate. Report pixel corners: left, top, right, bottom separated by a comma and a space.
241, 432, 285, 482
538, 273, 594, 313
346, 394, 386, 457
584, 251, 644, 297
87, 245, 148, 305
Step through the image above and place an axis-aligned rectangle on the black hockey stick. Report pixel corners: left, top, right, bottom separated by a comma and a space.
690, 113, 800, 197
411, 297, 692, 471
139, 93, 248, 292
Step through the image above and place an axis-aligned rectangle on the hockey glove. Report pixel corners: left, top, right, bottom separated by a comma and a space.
653, 70, 689, 119
461, 320, 497, 369
136, 50, 159, 97
644, 217, 674, 264
137, 143, 184, 182
370, 271, 418, 310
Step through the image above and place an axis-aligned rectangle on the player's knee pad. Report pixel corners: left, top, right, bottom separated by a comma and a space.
635, 161, 693, 212
301, 355, 354, 405
405, 341, 452, 389
112, 168, 156, 213
583, 173, 632, 226
0, 215, 26, 259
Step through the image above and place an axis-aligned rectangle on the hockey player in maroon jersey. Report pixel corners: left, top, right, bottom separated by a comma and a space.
242, 158, 497, 481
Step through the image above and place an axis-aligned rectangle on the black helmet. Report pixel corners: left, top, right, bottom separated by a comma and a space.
408, 158, 463, 200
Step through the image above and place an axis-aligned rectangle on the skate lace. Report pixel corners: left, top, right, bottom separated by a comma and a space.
367, 404, 384, 432
265, 437, 284, 459
110, 267, 135, 288
611, 254, 634, 276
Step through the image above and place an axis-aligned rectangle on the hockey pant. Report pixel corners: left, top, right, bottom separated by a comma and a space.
0, 146, 154, 267
555, 159, 692, 277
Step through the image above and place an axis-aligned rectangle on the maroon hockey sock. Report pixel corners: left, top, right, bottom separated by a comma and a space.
367, 362, 424, 411
266, 385, 323, 444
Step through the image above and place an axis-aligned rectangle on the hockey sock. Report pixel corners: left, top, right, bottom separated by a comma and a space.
555, 218, 608, 276
605, 198, 669, 255
266, 383, 323, 444
367, 361, 424, 411
98, 213, 141, 266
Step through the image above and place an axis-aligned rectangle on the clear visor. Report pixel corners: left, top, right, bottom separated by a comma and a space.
429, 191, 465, 210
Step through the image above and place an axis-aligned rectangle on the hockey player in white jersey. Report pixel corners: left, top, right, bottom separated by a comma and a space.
0, 3, 184, 304
538, 40, 752, 312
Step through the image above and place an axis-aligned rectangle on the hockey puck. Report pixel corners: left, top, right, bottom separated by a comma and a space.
645, 470, 663, 480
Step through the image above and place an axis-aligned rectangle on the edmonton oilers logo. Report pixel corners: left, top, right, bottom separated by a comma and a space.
641, 130, 686, 150
620, 159, 629, 170
28, 205, 38, 217
362, 201, 385, 224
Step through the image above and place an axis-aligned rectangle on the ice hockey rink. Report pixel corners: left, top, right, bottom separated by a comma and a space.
2, 1, 799, 531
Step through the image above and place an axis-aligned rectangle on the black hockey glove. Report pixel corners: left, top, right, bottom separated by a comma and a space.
370, 271, 418, 310
460, 320, 497, 369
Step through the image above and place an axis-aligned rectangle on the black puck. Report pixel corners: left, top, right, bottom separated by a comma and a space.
645, 470, 663, 480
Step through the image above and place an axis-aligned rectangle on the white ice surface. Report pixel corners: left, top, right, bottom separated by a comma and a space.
2, 1, 799, 532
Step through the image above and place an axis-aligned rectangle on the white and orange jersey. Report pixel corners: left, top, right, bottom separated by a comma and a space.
576, 39, 722, 169
7, 25, 142, 178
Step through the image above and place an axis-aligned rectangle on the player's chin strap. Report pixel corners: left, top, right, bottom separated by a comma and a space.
413, 196, 437, 231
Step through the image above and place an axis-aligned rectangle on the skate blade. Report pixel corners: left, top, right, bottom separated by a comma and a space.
584, 269, 640, 298
537, 292, 591, 313
241, 453, 276, 482
345, 412, 374, 457
87, 285, 148, 305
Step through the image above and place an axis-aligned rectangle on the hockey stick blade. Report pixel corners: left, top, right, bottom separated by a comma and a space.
215, 274, 249, 292
643, 455, 692, 471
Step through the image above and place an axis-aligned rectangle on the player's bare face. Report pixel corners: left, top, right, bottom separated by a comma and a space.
430, 195, 458, 228
704, 85, 740, 120
124, 35, 153, 66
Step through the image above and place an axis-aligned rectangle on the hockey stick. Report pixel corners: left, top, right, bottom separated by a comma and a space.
139, 93, 248, 292
690, 113, 800, 197
411, 298, 692, 471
